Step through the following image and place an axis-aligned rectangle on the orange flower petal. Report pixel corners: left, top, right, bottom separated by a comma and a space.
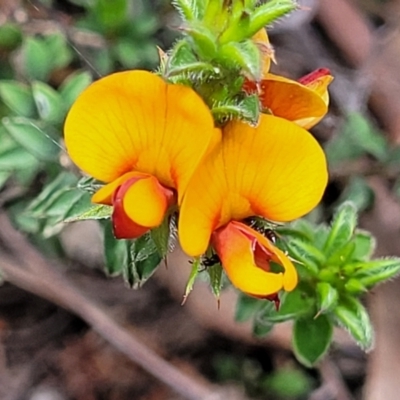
211, 221, 297, 297
64, 71, 217, 199
296, 69, 334, 129
259, 73, 327, 121
179, 115, 327, 256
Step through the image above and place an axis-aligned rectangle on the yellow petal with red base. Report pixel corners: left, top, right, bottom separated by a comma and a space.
296, 68, 334, 129
179, 114, 328, 256
212, 222, 297, 297
111, 174, 174, 239
258, 73, 328, 121
64, 70, 217, 200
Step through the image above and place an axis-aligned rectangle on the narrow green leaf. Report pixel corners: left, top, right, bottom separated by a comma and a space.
0, 81, 36, 117
293, 314, 333, 367
344, 278, 366, 295
2, 117, 60, 161
284, 238, 324, 276
323, 202, 357, 258
21, 37, 52, 81
249, 0, 296, 35
32, 81, 65, 124
326, 241, 355, 267
59, 71, 92, 110
150, 215, 171, 259
28, 172, 77, 215
64, 196, 112, 222
352, 230, 376, 261
172, 0, 198, 21
334, 297, 374, 350
316, 282, 338, 314
43, 33, 73, 70
258, 286, 314, 323
252, 317, 273, 337
0, 144, 39, 171
77, 176, 105, 194
186, 24, 218, 59
354, 258, 400, 287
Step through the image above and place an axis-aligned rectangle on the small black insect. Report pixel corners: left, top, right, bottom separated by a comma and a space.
201, 253, 221, 268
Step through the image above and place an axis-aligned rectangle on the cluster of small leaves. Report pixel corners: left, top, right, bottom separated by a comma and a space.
163, 0, 297, 124
236, 202, 400, 367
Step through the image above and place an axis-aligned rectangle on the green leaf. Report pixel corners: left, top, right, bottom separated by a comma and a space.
59, 71, 92, 110
21, 37, 52, 81
0, 134, 39, 171
326, 241, 356, 267
252, 317, 273, 337
103, 223, 128, 276
249, 0, 296, 35
284, 238, 324, 276
64, 203, 112, 222
95, 0, 128, 30
186, 24, 218, 59
219, 40, 261, 80
316, 282, 338, 314
323, 202, 357, 258
344, 278, 366, 295
173, 0, 206, 21
352, 230, 376, 261
0, 81, 36, 117
32, 81, 65, 124
124, 234, 162, 288
334, 296, 374, 350
150, 215, 172, 259
354, 258, 400, 287
0, 23, 22, 50
257, 286, 314, 323
293, 314, 333, 367
28, 172, 77, 215
43, 33, 73, 70
235, 293, 262, 322
77, 176, 104, 194
212, 95, 260, 125
2, 117, 60, 161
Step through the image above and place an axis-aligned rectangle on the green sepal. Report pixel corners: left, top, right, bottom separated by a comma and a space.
249, 0, 297, 37
219, 40, 261, 81
316, 282, 338, 314
185, 24, 218, 60
323, 202, 357, 258
124, 234, 162, 288
353, 258, 400, 287
0, 81, 36, 118
334, 296, 374, 351
2, 117, 60, 161
64, 197, 112, 222
207, 263, 223, 298
164, 39, 216, 78
293, 314, 333, 367
150, 214, 175, 259
32, 81, 65, 124
59, 71, 92, 110
212, 94, 259, 125
257, 286, 314, 324
77, 176, 105, 194
183, 258, 200, 303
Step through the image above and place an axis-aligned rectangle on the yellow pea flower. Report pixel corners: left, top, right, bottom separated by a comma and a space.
250, 29, 333, 129
178, 115, 328, 298
64, 71, 218, 238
